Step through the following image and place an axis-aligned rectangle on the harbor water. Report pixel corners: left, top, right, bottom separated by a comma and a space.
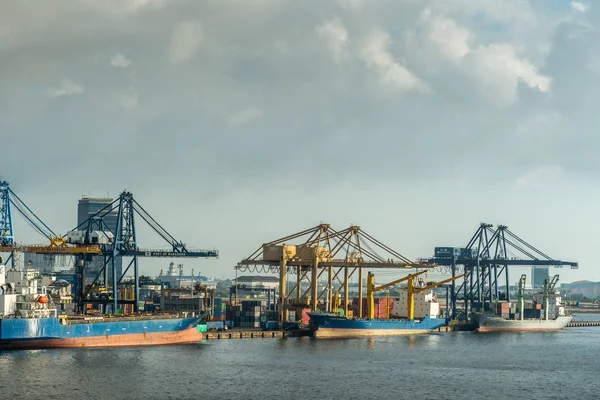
1, 323, 599, 399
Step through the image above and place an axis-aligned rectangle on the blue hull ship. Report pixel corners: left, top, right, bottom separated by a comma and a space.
308, 312, 446, 338
0, 316, 202, 350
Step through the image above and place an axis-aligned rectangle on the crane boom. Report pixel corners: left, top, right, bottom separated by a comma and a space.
408, 273, 465, 320
367, 270, 428, 319
412, 273, 466, 295
371, 270, 428, 292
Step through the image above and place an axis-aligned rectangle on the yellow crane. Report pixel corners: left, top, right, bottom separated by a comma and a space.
407, 273, 465, 320
367, 271, 465, 320
366, 270, 427, 319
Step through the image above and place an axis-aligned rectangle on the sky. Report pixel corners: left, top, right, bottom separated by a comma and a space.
2, 0, 599, 283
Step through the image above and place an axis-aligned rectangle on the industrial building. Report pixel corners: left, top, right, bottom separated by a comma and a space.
532, 266, 550, 289
231, 275, 278, 298
158, 262, 216, 289
77, 196, 122, 278
563, 281, 600, 298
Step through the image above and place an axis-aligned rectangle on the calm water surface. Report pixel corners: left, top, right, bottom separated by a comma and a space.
1, 322, 599, 400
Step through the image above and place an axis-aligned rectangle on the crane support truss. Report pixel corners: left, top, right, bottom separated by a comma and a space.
419, 223, 578, 319
238, 223, 436, 323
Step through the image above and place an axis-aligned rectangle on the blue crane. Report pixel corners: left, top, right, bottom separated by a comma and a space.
421, 223, 578, 319
72, 190, 219, 314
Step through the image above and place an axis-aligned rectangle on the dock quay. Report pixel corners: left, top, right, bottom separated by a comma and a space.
203, 321, 600, 339
204, 329, 312, 340
567, 321, 600, 328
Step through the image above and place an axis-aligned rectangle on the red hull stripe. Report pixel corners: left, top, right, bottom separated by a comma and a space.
1, 326, 203, 349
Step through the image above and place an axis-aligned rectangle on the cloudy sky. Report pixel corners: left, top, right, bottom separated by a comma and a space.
2, 0, 598, 282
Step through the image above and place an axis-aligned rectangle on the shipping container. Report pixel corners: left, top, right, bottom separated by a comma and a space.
262, 321, 279, 330
434, 247, 456, 258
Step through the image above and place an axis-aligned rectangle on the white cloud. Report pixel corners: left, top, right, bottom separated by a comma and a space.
119, 87, 138, 110
514, 164, 564, 189
470, 43, 551, 105
227, 108, 262, 125
316, 18, 348, 64
415, 10, 552, 106
169, 20, 203, 64
110, 53, 131, 68
47, 78, 84, 97
421, 8, 470, 61
360, 29, 424, 92
571, 1, 590, 13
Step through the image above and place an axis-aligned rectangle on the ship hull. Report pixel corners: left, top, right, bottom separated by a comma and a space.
0, 316, 202, 350
474, 315, 572, 333
309, 313, 446, 338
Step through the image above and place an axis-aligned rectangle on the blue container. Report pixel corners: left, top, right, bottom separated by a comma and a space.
206, 321, 224, 330
434, 247, 456, 258
262, 321, 278, 330
224, 321, 233, 328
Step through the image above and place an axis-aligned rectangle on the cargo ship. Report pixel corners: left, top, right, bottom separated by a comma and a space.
473, 274, 571, 333
308, 271, 462, 338
308, 312, 446, 338
0, 265, 203, 350
473, 314, 571, 332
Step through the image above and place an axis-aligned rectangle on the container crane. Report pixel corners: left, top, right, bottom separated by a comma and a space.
421, 223, 578, 319
71, 190, 219, 314
239, 223, 437, 323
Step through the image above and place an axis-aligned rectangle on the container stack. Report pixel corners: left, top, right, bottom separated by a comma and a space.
496, 302, 510, 318
225, 304, 241, 326
240, 300, 265, 328
212, 298, 225, 321
353, 298, 395, 319
224, 300, 268, 328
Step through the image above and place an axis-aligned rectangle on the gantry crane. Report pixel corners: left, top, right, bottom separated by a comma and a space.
239, 223, 437, 323
71, 190, 218, 314
420, 223, 578, 319
1, 182, 218, 315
